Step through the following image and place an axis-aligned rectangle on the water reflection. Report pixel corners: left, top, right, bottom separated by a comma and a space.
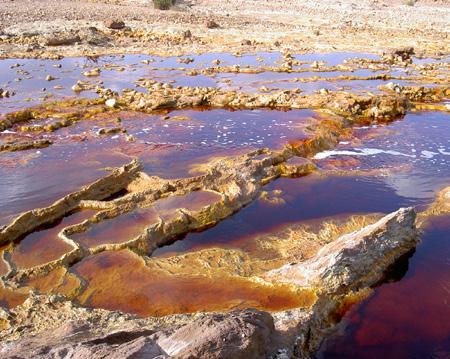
318, 215, 450, 358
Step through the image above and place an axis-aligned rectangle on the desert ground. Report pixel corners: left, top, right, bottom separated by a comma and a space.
0, 0, 449, 58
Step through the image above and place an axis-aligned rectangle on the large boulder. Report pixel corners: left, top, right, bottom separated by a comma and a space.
266, 207, 418, 294
156, 309, 275, 359
2, 308, 274, 359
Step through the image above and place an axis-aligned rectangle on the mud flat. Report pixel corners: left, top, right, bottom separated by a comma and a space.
0, 16, 449, 356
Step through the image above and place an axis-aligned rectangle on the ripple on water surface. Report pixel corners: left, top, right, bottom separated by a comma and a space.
315, 111, 450, 199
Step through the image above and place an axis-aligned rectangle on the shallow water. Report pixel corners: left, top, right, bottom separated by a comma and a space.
317, 215, 450, 358
153, 174, 420, 256
1, 52, 445, 111
0, 52, 449, 355
0, 108, 316, 224
11, 209, 96, 269
314, 111, 450, 199
72, 249, 316, 317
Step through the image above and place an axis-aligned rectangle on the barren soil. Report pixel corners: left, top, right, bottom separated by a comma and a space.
0, 0, 449, 58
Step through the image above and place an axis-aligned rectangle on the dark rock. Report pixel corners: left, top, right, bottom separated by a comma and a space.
4, 309, 274, 359
105, 20, 125, 30
206, 20, 220, 29
383, 47, 415, 64
3, 321, 166, 359
182, 29, 192, 39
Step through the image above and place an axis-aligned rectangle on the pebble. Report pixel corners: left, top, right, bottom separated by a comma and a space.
105, 98, 117, 108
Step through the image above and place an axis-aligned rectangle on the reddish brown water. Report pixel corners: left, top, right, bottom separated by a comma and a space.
0, 108, 317, 225
11, 209, 96, 269
317, 215, 450, 358
155, 110, 450, 255
1, 54, 450, 356
72, 249, 316, 317
72, 191, 222, 248
0, 286, 28, 309
153, 173, 421, 256
0, 255, 8, 276
150, 111, 450, 356
72, 208, 160, 248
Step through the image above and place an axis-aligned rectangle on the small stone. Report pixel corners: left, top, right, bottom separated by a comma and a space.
177, 57, 194, 64
71, 83, 83, 92
241, 39, 252, 46
182, 30, 192, 39
97, 127, 123, 135
105, 98, 117, 108
83, 68, 101, 77
105, 20, 125, 30
45, 75, 56, 81
45, 35, 81, 46
206, 20, 219, 29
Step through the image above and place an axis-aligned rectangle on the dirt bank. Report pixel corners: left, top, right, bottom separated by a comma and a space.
0, 0, 449, 58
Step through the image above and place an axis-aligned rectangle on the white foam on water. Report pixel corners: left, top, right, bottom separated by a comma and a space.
438, 148, 450, 155
420, 150, 439, 159
314, 148, 416, 160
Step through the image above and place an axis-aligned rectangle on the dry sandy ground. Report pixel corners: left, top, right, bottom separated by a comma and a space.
0, 0, 449, 57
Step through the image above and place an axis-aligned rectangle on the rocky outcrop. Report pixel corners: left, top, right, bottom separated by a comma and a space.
265, 207, 418, 294
382, 47, 414, 64
1, 300, 274, 359
45, 34, 81, 46
0, 207, 420, 359
418, 185, 450, 225
156, 309, 274, 358
120, 82, 412, 119
0, 139, 52, 152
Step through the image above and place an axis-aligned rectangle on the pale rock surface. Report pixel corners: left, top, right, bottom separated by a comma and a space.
266, 207, 418, 293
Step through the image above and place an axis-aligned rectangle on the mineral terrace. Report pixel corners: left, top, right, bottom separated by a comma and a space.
0, 0, 449, 358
